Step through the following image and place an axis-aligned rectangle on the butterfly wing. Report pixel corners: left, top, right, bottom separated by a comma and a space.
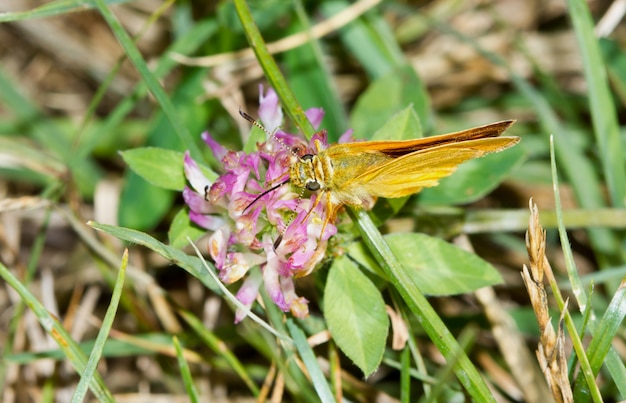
352, 136, 520, 199
328, 120, 515, 156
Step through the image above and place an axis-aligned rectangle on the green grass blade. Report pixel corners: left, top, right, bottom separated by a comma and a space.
71, 249, 127, 403
573, 279, 626, 398
549, 137, 603, 403
233, 0, 315, 139
179, 310, 259, 396
173, 336, 200, 403
566, 0, 626, 208
347, 208, 495, 402
0, 68, 103, 196
85, 19, 218, 157
0, 0, 130, 22
91, 0, 203, 160
400, 347, 411, 403
430, 18, 621, 268
0, 262, 114, 402
283, 0, 348, 137
286, 319, 335, 403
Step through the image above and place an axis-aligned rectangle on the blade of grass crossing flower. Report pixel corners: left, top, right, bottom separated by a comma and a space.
178, 310, 259, 396
347, 208, 495, 402
187, 239, 291, 343
91, 0, 203, 160
566, 0, 626, 209
233, 0, 315, 139
173, 336, 200, 403
0, 262, 114, 402
71, 249, 127, 403
286, 319, 335, 403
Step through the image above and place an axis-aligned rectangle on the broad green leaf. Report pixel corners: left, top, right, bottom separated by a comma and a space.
371, 105, 423, 141
350, 65, 432, 139
324, 255, 388, 377
121, 148, 187, 191
348, 233, 503, 295
118, 173, 174, 230
418, 143, 525, 205
168, 208, 207, 249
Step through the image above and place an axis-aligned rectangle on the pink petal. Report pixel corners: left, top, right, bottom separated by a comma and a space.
262, 248, 288, 312
305, 107, 324, 129
183, 187, 216, 214
189, 211, 225, 231
208, 224, 230, 269
201, 131, 228, 162
258, 85, 283, 134
220, 252, 265, 284
234, 271, 262, 323
184, 152, 211, 195
338, 128, 355, 144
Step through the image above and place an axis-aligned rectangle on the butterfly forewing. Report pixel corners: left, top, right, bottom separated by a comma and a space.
353, 136, 520, 198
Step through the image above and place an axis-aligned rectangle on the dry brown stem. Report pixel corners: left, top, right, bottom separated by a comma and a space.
522, 199, 573, 403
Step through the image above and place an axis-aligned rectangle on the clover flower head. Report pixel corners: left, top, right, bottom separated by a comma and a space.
183, 86, 337, 321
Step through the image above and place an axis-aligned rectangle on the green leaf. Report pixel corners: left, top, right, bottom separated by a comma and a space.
419, 142, 526, 205
350, 65, 432, 139
348, 233, 503, 295
120, 148, 188, 191
324, 255, 388, 377
168, 208, 207, 249
118, 173, 174, 230
89, 222, 221, 294
367, 106, 423, 218
370, 105, 423, 141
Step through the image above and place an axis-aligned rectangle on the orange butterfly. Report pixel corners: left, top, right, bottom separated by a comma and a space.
242, 111, 519, 243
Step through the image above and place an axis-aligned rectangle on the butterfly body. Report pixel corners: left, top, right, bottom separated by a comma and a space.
290, 120, 519, 227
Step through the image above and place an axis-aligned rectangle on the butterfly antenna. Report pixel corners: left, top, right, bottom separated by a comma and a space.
273, 186, 306, 250
243, 180, 289, 214
239, 109, 299, 158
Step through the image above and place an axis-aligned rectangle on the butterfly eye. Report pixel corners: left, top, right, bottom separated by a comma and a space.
302, 154, 314, 161
306, 181, 321, 191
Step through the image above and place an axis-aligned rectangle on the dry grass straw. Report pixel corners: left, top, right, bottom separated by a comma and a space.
522, 199, 573, 403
